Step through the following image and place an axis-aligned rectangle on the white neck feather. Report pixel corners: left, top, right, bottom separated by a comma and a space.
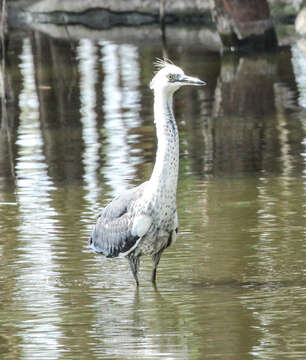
148, 88, 179, 200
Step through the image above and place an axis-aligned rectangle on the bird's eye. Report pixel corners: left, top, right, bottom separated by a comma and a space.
167, 74, 175, 81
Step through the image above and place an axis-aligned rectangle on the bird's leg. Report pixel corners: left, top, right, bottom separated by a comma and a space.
151, 250, 163, 285
128, 254, 140, 286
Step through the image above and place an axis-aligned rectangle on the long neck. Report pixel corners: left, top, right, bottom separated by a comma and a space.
149, 89, 179, 196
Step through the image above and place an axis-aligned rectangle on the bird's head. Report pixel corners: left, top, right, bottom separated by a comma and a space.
150, 59, 206, 94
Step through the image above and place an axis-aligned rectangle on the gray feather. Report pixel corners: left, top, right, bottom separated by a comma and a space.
89, 182, 147, 257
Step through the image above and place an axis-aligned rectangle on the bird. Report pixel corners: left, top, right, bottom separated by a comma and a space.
89, 59, 206, 286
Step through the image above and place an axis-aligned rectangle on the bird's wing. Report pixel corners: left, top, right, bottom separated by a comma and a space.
89, 182, 152, 258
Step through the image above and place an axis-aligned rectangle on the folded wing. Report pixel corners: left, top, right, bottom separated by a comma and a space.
88, 182, 151, 258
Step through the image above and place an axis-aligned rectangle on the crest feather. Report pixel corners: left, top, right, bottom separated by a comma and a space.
154, 58, 174, 72
150, 58, 177, 90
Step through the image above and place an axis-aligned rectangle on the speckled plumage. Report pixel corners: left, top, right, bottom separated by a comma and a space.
89, 61, 206, 285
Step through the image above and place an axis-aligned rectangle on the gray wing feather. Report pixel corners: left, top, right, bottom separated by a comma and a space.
89, 182, 147, 258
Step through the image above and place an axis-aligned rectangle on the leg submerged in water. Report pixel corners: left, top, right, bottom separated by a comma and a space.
152, 231, 174, 285
152, 250, 164, 285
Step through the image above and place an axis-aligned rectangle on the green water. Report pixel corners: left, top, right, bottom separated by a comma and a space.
0, 26, 305, 360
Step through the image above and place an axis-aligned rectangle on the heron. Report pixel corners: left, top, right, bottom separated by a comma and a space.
89, 59, 206, 286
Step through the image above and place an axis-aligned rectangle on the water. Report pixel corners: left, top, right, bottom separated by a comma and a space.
0, 25, 305, 360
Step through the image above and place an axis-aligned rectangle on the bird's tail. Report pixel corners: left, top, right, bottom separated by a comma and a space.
88, 235, 103, 254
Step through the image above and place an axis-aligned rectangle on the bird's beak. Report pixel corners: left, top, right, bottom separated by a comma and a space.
179, 75, 207, 86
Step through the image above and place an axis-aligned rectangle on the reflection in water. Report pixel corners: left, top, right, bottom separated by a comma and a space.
0, 28, 305, 360
90, 287, 190, 359
78, 39, 100, 213
16, 37, 61, 358
100, 42, 141, 197
291, 44, 306, 108
291, 44, 306, 187
255, 176, 305, 279
188, 50, 305, 179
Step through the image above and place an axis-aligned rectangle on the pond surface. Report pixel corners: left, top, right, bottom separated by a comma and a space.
0, 24, 305, 360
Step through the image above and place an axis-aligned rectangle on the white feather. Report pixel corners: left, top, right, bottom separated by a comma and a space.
131, 214, 152, 238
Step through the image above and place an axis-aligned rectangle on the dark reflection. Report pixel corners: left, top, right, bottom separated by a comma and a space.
185, 49, 304, 177
32, 32, 85, 183
0, 32, 23, 186
0, 33, 23, 360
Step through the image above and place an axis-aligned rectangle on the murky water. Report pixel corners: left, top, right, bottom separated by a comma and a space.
0, 25, 305, 360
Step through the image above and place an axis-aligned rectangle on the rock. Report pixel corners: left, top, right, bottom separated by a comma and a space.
212, 0, 278, 50
295, 7, 306, 36
8, 0, 213, 28
26, 0, 211, 14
